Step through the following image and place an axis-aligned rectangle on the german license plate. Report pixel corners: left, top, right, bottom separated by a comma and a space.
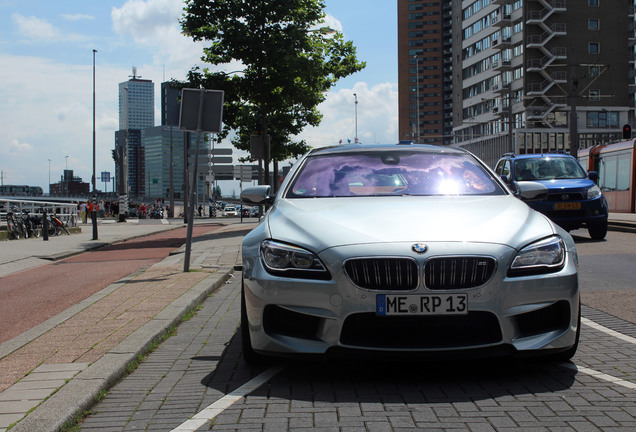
376, 294, 468, 316
554, 202, 581, 210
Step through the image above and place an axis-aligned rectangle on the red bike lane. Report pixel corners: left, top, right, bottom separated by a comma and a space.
0, 224, 223, 344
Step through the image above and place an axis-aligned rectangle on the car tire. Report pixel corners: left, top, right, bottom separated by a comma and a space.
240, 276, 268, 366
588, 220, 608, 240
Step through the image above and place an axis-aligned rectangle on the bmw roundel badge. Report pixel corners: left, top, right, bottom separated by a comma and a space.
411, 243, 428, 254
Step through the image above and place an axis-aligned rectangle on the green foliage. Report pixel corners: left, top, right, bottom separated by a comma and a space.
180, 0, 365, 162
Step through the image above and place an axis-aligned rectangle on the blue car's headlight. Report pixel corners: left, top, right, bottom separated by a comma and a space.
587, 185, 602, 199
260, 240, 331, 280
508, 236, 566, 277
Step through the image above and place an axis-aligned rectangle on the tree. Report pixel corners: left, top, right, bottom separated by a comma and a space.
180, 0, 365, 185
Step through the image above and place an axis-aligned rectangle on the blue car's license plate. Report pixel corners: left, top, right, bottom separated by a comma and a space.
376, 294, 468, 316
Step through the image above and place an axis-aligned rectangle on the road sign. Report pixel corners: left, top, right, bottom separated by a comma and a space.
211, 148, 232, 155
250, 134, 270, 159
179, 88, 224, 133
100, 171, 111, 183
233, 165, 253, 181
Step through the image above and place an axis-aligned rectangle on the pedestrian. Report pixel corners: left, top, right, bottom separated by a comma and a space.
140, 203, 147, 219
80, 202, 87, 223
113, 202, 119, 221
99, 201, 105, 218
198, 205, 203, 217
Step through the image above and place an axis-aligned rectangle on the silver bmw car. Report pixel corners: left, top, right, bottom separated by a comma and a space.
240, 144, 580, 364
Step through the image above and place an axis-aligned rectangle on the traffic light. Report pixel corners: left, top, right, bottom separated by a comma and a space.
623, 124, 632, 140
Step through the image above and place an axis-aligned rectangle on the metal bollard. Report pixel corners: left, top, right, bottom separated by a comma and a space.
42, 210, 49, 241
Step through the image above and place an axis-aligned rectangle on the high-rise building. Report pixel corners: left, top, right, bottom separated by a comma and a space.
450, 0, 632, 166
398, 1, 633, 167
398, 0, 454, 144
119, 68, 154, 130
114, 68, 155, 197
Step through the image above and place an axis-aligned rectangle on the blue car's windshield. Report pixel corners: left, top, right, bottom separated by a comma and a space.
514, 157, 587, 181
286, 151, 505, 198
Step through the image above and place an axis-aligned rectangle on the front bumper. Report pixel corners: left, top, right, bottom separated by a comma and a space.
528, 196, 608, 230
242, 241, 580, 360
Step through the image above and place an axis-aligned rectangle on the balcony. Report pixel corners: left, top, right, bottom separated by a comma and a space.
492, 59, 512, 72
492, 13, 511, 27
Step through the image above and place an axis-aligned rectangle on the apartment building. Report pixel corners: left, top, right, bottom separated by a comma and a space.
398, 0, 454, 144
399, 0, 633, 167
451, 0, 632, 166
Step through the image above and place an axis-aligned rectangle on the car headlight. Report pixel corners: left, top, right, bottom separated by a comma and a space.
260, 240, 331, 280
508, 236, 566, 277
587, 185, 602, 199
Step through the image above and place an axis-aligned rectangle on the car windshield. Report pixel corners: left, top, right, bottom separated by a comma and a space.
514, 157, 587, 181
286, 150, 505, 198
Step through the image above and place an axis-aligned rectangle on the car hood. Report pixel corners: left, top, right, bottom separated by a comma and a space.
265, 195, 554, 252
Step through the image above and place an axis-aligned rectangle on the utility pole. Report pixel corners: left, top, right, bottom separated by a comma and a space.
508, 83, 514, 153
414, 55, 420, 142
354, 93, 358, 143
569, 48, 579, 158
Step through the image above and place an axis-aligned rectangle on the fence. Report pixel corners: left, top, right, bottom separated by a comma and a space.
0, 198, 78, 229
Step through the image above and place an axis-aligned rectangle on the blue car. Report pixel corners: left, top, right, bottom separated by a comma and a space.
495, 152, 609, 239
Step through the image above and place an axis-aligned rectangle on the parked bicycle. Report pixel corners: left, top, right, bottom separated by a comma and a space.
6, 211, 25, 240
50, 214, 71, 235
21, 210, 40, 238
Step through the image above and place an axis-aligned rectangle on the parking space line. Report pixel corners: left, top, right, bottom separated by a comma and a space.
171, 364, 286, 432
556, 318, 636, 391
583, 317, 636, 345
560, 362, 636, 390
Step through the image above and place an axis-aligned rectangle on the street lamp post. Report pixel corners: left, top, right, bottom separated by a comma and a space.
65, 155, 69, 195
414, 55, 420, 143
354, 93, 358, 143
48, 159, 51, 195
92, 49, 99, 240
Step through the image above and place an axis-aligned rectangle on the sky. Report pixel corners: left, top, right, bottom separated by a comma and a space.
0, 0, 398, 194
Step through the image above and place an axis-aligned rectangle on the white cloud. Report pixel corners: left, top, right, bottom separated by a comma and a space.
111, 0, 204, 75
9, 138, 32, 153
12, 13, 61, 41
301, 82, 398, 148
12, 13, 88, 43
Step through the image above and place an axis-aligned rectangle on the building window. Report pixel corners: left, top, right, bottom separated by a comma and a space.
588, 19, 599, 30
588, 42, 600, 54
590, 65, 601, 78
589, 89, 600, 101
589, 0, 599, 5
586, 111, 619, 128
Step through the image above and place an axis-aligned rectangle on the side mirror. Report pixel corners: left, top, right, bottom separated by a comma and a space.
588, 171, 599, 182
500, 175, 519, 195
241, 185, 274, 206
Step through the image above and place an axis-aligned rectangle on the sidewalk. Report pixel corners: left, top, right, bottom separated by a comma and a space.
0, 217, 257, 432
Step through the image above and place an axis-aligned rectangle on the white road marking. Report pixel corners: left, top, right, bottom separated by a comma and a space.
582, 317, 636, 345
561, 362, 636, 390
171, 364, 286, 432
559, 318, 636, 391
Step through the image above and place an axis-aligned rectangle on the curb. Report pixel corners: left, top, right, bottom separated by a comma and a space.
9, 267, 235, 432
608, 221, 636, 234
